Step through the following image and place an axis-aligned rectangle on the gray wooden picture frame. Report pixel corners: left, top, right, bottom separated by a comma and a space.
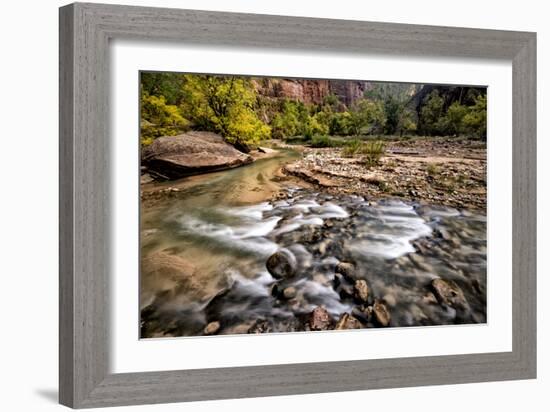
59, 2, 537, 409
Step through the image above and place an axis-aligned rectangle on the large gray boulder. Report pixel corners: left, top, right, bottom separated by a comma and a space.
142, 131, 253, 179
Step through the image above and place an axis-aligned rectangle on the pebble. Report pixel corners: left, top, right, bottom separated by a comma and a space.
204, 321, 221, 335
282, 287, 297, 300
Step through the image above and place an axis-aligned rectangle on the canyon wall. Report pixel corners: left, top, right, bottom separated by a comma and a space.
253, 78, 369, 107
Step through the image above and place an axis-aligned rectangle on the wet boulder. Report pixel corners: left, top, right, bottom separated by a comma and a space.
335, 313, 363, 330
431, 278, 467, 308
373, 300, 391, 327
309, 306, 332, 331
141, 131, 253, 179
335, 262, 356, 280
354, 279, 369, 303
282, 286, 297, 300
266, 249, 297, 279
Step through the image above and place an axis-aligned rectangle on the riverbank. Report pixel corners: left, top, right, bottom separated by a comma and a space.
281, 137, 486, 211
142, 137, 486, 212
141, 146, 303, 206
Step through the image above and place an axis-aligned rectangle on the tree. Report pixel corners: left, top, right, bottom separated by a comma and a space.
348, 99, 385, 136
303, 113, 329, 139
397, 108, 417, 136
322, 93, 340, 110
140, 72, 186, 105
417, 87, 487, 137
419, 90, 446, 135
443, 102, 468, 136
329, 111, 354, 136
270, 100, 328, 140
365, 83, 418, 136
462, 94, 487, 139
140, 92, 189, 146
270, 100, 301, 139
383, 96, 401, 135
181, 75, 270, 144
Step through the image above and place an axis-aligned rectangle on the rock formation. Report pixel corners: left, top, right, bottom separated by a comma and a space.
253, 78, 368, 107
141, 131, 253, 179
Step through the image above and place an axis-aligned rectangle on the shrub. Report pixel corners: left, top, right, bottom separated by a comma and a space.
362, 141, 386, 167
426, 163, 440, 176
341, 138, 363, 157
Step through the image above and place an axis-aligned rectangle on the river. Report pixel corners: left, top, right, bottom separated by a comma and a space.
140, 150, 487, 338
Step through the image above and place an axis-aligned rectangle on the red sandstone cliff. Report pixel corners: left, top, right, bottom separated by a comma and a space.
253, 78, 368, 107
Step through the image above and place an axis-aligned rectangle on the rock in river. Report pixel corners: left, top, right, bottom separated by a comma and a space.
422, 292, 438, 305
335, 313, 363, 330
266, 249, 297, 279
309, 306, 332, 331
204, 321, 221, 335
141, 131, 253, 179
354, 279, 369, 303
431, 278, 467, 308
335, 262, 356, 280
373, 300, 391, 327
282, 286, 297, 300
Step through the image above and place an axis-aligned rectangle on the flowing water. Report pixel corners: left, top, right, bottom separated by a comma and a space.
140, 150, 487, 338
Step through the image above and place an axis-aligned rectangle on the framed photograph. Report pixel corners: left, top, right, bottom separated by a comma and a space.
59, 2, 536, 408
